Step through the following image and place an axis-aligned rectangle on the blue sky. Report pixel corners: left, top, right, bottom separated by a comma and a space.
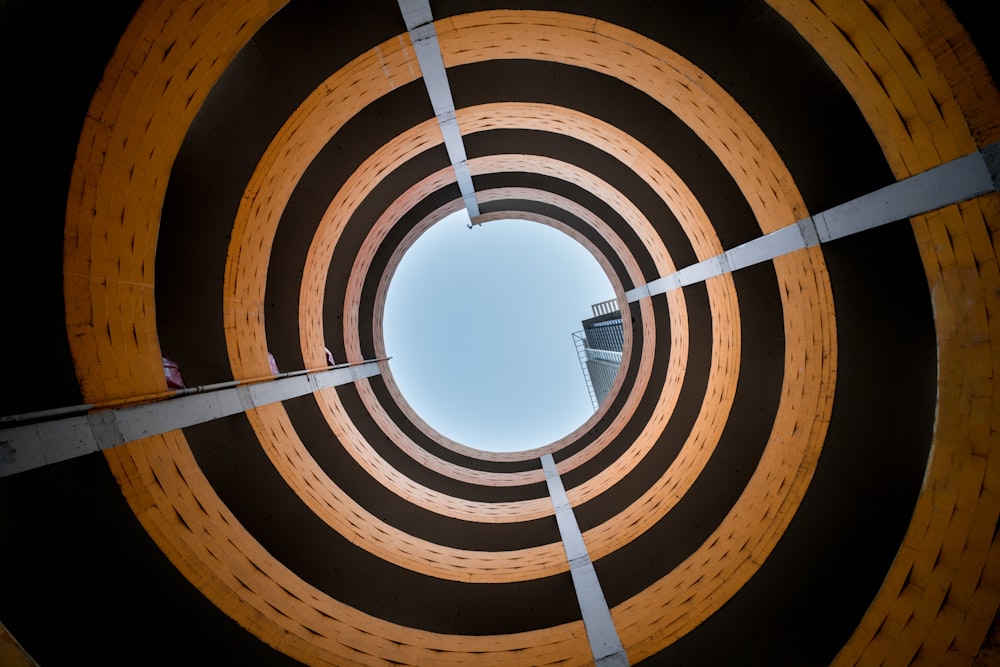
382, 211, 616, 452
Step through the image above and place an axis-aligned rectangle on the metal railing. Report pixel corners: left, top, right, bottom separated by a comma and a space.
0, 358, 389, 426
0, 357, 388, 478
572, 331, 599, 411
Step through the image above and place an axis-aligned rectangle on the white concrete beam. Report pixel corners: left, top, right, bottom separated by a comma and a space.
541, 454, 629, 667
397, 0, 480, 218
629, 144, 999, 302
0, 361, 381, 477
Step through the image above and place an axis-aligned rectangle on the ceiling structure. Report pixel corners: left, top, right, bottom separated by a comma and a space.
1, 1, 998, 665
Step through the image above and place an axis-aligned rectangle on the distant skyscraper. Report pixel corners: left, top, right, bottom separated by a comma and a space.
573, 299, 624, 410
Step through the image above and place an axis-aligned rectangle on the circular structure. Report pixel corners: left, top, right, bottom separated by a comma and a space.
1, 1, 998, 666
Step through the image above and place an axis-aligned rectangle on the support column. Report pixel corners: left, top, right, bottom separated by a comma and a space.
541, 453, 629, 666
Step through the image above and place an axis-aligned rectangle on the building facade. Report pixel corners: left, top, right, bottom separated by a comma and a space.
574, 300, 625, 409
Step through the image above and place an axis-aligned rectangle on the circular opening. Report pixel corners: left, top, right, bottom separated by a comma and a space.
383, 211, 620, 452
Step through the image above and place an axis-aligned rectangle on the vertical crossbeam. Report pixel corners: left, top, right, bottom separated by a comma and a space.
541, 454, 630, 666
396, 0, 480, 219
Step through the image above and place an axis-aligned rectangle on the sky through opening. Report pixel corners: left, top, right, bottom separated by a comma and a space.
382, 211, 616, 452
